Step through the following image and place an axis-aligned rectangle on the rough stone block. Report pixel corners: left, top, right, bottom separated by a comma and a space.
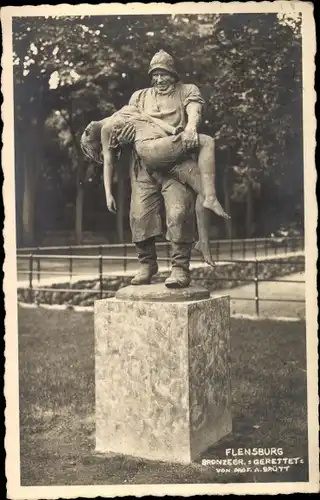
94, 285, 231, 463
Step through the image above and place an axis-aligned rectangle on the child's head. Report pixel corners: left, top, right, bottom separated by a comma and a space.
80, 121, 103, 164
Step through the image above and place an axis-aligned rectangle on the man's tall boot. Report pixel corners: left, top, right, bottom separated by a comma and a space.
165, 242, 192, 288
131, 237, 158, 285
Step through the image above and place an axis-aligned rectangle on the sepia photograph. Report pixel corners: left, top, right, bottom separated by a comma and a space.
2, 2, 318, 498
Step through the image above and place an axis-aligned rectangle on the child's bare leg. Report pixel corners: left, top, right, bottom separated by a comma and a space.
197, 134, 230, 219
166, 136, 230, 219
170, 160, 215, 267
135, 133, 230, 220
195, 195, 215, 267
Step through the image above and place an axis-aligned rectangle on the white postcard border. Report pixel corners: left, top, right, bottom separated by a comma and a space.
2, 2, 318, 497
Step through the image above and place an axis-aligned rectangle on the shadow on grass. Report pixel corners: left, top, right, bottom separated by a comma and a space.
18, 307, 308, 485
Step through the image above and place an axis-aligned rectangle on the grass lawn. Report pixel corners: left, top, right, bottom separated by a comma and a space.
18, 306, 308, 485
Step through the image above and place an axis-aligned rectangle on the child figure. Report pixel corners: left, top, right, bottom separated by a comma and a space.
81, 105, 230, 267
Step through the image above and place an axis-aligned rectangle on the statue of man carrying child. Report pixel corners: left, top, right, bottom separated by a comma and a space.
81, 50, 230, 288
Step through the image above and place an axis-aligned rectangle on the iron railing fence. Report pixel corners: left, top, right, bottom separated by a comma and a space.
17, 236, 304, 256
17, 251, 305, 317
17, 236, 304, 284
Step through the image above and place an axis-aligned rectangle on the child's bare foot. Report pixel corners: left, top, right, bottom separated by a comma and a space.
194, 241, 215, 267
203, 197, 231, 219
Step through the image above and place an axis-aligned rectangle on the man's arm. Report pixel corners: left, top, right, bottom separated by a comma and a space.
185, 101, 202, 131
181, 83, 205, 149
183, 102, 203, 149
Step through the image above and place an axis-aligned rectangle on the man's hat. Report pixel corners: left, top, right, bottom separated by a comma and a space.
148, 50, 179, 79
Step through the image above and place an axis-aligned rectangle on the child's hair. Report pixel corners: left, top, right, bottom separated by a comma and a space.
80, 121, 103, 164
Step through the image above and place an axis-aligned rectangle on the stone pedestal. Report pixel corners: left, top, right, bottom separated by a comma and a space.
94, 284, 232, 464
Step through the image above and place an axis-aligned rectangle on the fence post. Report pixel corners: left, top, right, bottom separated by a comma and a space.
123, 244, 127, 274
69, 246, 73, 284
254, 238, 257, 259
230, 239, 234, 260
99, 246, 103, 299
254, 259, 260, 317
265, 238, 269, 257
28, 253, 33, 303
36, 247, 40, 283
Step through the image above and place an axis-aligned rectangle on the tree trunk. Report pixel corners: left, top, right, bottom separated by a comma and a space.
245, 176, 254, 238
245, 141, 259, 238
75, 162, 84, 245
223, 169, 232, 239
64, 100, 85, 246
22, 149, 36, 246
21, 92, 46, 247
75, 184, 84, 245
21, 118, 43, 247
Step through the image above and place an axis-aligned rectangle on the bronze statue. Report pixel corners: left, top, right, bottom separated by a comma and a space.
81, 50, 230, 288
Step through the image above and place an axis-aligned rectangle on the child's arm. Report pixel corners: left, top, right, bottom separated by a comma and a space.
101, 125, 117, 213
101, 121, 135, 213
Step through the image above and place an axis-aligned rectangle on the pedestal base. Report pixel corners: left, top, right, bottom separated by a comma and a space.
94, 284, 231, 463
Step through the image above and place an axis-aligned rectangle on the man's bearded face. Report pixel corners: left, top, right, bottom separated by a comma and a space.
151, 70, 176, 92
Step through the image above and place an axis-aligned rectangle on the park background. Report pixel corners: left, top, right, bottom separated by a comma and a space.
13, 12, 303, 248
12, 12, 309, 486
